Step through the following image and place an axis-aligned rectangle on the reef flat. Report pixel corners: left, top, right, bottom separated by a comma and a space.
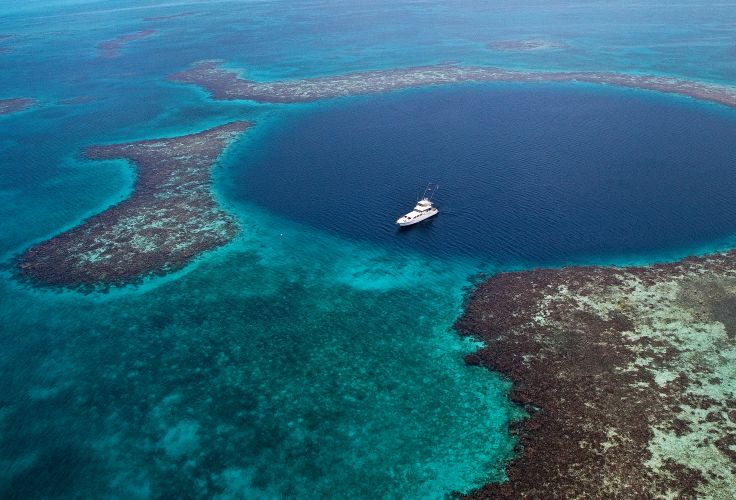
96, 29, 155, 58
170, 61, 736, 108
455, 252, 736, 498
0, 98, 36, 115
488, 40, 567, 51
17, 122, 251, 291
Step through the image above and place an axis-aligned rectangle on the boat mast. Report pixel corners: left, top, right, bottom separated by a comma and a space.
422, 182, 439, 201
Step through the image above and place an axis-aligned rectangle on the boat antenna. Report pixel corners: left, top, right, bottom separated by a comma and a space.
423, 182, 438, 201
430, 183, 439, 201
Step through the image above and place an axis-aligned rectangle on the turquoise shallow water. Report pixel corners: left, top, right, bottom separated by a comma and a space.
1, 218, 521, 497
3, 1, 736, 497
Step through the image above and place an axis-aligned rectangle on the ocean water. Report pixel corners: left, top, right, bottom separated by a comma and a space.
238, 84, 736, 266
3, 1, 736, 498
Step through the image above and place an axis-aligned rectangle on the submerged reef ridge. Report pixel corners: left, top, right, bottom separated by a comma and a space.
96, 30, 155, 58
488, 39, 568, 51
455, 253, 736, 498
0, 34, 11, 54
17, 121, 251, 291
0, 98, 36, 115
170, 60, 736, 109
143, 12, 197, 22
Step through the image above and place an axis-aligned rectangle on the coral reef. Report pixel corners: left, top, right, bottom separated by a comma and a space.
0, 98, 36, 115
170, 60, 736, 109
17, 122, 251, 291
455, 253, 736, 498
97, 30, 155, 58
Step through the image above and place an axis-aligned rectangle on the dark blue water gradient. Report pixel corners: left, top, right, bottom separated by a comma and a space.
235, 84, 736, 266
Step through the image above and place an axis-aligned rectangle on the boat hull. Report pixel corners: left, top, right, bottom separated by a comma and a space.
396, 208, 438, 226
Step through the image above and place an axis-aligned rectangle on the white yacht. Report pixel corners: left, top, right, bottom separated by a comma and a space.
396, 184, 439, 226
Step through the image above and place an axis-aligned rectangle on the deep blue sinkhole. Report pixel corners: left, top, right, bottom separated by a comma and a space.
235, 84, 736, 264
